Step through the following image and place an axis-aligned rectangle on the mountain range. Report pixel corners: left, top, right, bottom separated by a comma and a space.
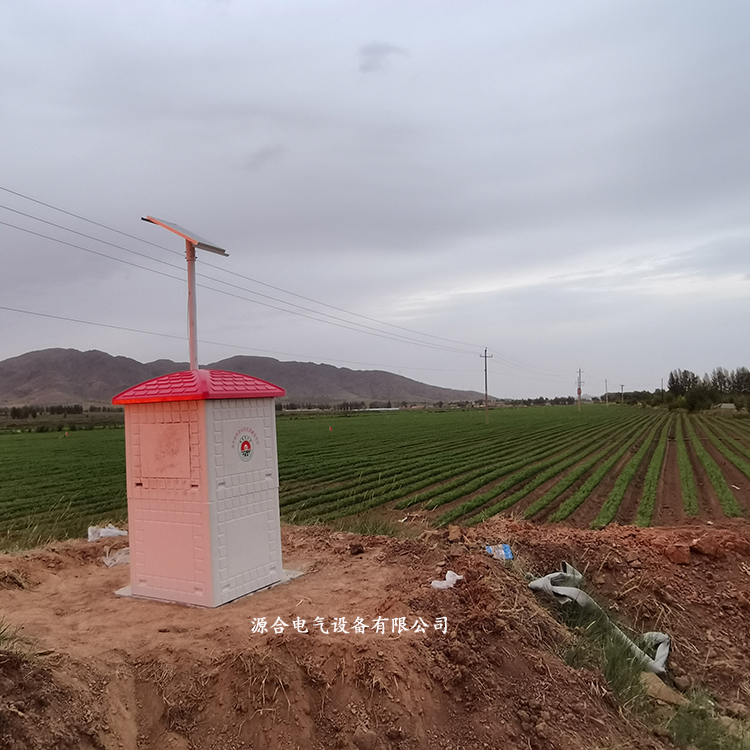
0, 349, 485, 406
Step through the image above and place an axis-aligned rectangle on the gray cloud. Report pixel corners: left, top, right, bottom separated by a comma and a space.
358, 42, 407, 73
1, 1, 750, 397
243, 144, 286, 172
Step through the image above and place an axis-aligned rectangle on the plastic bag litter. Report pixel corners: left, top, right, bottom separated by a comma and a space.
102, 547, 130, 567
431, 570, 463, 589
88, 524, 128, 542
486, 544, 513, 560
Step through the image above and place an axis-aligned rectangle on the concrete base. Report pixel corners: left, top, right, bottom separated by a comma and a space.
115, 568, 304, 607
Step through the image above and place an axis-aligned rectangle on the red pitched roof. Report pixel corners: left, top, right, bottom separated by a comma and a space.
112, 369, 285, 404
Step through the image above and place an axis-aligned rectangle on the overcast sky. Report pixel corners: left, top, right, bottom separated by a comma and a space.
1, 1, 748, 398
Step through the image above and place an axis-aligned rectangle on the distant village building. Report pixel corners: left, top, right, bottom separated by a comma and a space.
715, 403, 737, 411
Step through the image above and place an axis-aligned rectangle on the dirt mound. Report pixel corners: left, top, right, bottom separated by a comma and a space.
0, 520, 749, 749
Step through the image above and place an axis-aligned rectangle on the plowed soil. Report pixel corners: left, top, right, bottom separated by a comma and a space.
1, 519, 750, 749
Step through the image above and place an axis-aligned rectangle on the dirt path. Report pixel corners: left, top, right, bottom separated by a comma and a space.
685, 431, 726, 522
653, 434, 687, 526
5, 521, 750, 749
612, 432, 660, 526
565, 439, 641, 528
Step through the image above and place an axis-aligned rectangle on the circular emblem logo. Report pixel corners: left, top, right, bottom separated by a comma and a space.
238, 433, 254, 462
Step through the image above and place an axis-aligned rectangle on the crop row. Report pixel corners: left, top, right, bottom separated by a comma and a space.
634, 418, 671, 527
548, 421, 653, 523
282, 411, 645, 521
674, 415, 699, 515
280, 412, 609, 509
683, 416, 743, 517
289, 411, 655, 525
697, 419, 750, 481
3, 407, 750, 551
591, 418, 667, 528
436, 416, 654, 526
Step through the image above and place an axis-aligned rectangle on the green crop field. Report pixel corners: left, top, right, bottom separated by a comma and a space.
1, 406, 748, 550
0, 427, 127, 549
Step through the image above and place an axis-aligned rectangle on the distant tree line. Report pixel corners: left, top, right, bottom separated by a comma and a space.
596, 366, 750, 412
525, 396, 575, 407
277, 400, 397, 412
4, 404, 123, 419
665, 367, 750, 412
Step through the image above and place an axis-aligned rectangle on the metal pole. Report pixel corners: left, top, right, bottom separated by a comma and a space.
480, 348, 492, 425
484, 348, 490, 424
186, 239, 198, 371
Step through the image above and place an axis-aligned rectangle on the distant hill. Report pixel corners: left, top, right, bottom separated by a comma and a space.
0, 349, 485, 406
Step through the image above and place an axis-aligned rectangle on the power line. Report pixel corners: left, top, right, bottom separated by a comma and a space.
0, 209, 477, 356
0, 219, 186, 283
0, 304, 483, 373
0, 218, 473, 355
201, 255, 487, 352
0, 184, 567, 377
0, 185, 177, 255
0, 202, 186, 269
1, 186, 482, 350
487, 347, 567, 377
0, 305, 187, 342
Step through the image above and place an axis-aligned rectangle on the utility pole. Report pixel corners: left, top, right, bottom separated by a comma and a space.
620, 384, 624, 404
661, 377, 664, 405
605, 379, 608, 406
576, 369, 583, 411
480, 348, 493, 424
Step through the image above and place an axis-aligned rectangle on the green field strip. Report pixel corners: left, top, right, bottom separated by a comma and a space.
591, 418, 666, 528
703, 419, 750, 462
279, 420, 574, 500
675, 415, 699, 516
523, 446, 613, 520
0, 487, 127, 514
285, 451, 523, 522
280, 437, 531, 512
276, 408, 643, 484
433, 454, 582, 527
0, 405, 676, 549
427, 416, 648, 522
282, 418, 597, 514
538, 417, 653, 523
548, 420, 655, 523
463, 430, 627, 526
0, 432, 127, 535
714, 417, 750, 442
289, 414, 646, 524
278, 431, 507, 480
416, 430, 600, 512
683, 415, 743, 517
467, 413, 658, 525
634, 417, 671, 527
0, 501, 126, 534
290, 410, 655, 523
697, 419, 750, 481
281, 415, 593, 485
416, 416, 636, 511
277, 417, 521, 479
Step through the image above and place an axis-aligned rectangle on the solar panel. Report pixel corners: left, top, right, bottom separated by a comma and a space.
141, 216, 228, 255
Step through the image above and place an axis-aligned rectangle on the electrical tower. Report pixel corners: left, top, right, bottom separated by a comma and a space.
480, 348, 493, 424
